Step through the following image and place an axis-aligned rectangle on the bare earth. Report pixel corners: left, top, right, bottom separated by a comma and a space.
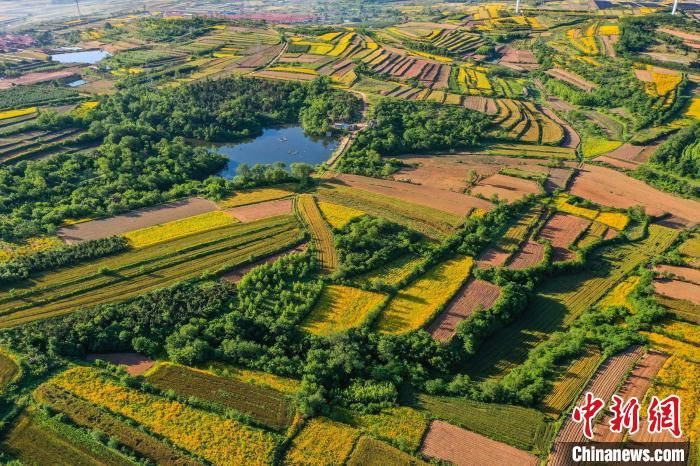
507, 240, 545, 270
569, 164, 700, 226
225, 198, 293, 222
546, 68, 596, 91
654, 278, 700, 305
85, 353, 155, 376
476, 246, 511, 268
58, 197, 219, 243
428, 279, 501, 341
0, 69, 79, 89
421, 420, 538, 466
471, 173, 541, 203
654, 264, 700, 286
326, 173, 493, 216
537, 213, 590, 261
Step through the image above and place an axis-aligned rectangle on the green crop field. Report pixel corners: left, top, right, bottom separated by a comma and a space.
347, 437, 427, 466
0, 352, 18, 390
416, 394, 553, 453
145, 364, 295, 431
466, 225, 678, 380
0, 215, 302, 328
539, 348, 602, 417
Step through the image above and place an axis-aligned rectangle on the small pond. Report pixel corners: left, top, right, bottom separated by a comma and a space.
51, 49, 111, 64
214, 126, 339, 178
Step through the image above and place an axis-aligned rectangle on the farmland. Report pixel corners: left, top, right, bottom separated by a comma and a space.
0, 2, 699, 464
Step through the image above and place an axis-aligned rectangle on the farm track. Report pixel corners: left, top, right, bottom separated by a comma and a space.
296, 195, 337, 273
0, 216, 302, 327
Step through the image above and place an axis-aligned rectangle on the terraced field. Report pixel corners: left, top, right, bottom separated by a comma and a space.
296, 194, 337, 273
0, 215, 302, 327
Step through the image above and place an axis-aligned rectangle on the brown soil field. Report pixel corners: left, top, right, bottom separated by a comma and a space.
85, 353, 154, 375
537, 213, 590, 261
659, 28, 700, 46
278, 54, 324, 64
476, 247, 511, 268
499, 46, 538, 64
601, 34, 618, 57
225, 198, 293, 222
540, 106, 580, 149
654, 278, 700, 305
394, 153, 549, 192
428, 279, 501, 341
252, 70, 317, 81
601, 143, 645, 161
507, 240, 545, 269
222, 243, 307, 283
594, 155, 639, 170
0, 69, 80, 89
421, 420, 538, 466
546, 68, 596, 92
549, 346, 644, 466
570, 165, 700, 225
471, 174, 541, 203
237, 43, 284, 68
655, 264, 700, 285
58, 197, 218, 243
545, 168, 573, 193
593, 351, 668, 442
325, 173, 493, 216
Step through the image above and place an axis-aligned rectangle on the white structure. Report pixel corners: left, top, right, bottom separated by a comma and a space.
515, 0, 522, 14
671, 0, 679, 15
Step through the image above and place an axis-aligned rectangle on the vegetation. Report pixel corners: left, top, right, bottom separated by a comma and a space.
297, 194, 337, 273
302, 285, 385, 336
284, 417, 359, 465
123, 211, 237, 248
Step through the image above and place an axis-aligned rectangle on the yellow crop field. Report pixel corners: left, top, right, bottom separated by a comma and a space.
409, 50, 452, 62
358, 255, 427, 288
328, 33, 355, 56
204, 362, 301, 395
297, 194, 337, 273
581, 137, 622, 158
219, 186, 294, 208
596, 212, 629, 230
600, 276, 640, 310
598, 24, 619, 35
72, 101, 99, 118
341, 407, 429, 452
267, 66, 318, 75
678, 232, 700, 259
123, 211, 237, 248
285, 418, 359, 465
0, 236, 63, 263
302, 285, 385, 336
50, 367, 280, 465
376, 256, 473, 334
319, 32, 342, 41
0, 107, 37, 120
317, 201, 364, 229
555, 195, 598, 219
685, 98, 700, 119
566, 28, 599, 55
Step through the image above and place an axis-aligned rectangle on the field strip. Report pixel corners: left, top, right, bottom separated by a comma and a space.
296, 194, 337, 273
225, 198, 293, 222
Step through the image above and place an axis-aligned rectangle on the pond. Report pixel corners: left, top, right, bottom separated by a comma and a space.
214, 126, 339, 179
51, 49, 111, 64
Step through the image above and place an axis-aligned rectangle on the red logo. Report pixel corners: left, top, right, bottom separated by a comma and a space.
609, 394, 640, 434
572, 392, 605, 440
648, 395, 682, 438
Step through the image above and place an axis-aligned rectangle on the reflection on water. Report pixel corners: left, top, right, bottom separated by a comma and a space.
51, 49, 111, 64
215, 126, 339, 178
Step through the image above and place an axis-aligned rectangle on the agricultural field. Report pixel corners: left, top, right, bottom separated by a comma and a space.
0, 2, 699, 464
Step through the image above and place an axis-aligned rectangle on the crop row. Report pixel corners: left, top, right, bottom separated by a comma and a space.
296, 195, 337, 273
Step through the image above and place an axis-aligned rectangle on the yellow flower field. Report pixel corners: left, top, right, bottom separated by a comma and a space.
318, 32, 342, 42
555, 195, 598, 219
285, 418, 359, 465
267, 66, 318, 75
598, 24, 619, 35
328, 33, 355, 56
0, 236, 64, 263
317, 201, 364, 229
0, 107, 37, 120
123, 211, 237, 248
218, 186, 294, 208
204, 362, 301, 395
596, 212, 629, 230
600, 276, 639, 310
341, 406, 429, 452
581, 137, 622, 158
685, 98, 700, 119
376, 256, 473, 334
678, 232, 700, 259
302, 285, 385, 336
49, 367, 280, 465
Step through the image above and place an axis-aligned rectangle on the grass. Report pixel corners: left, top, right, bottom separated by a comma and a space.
317, 201, 365, 230
123, 210, 237, 248
417, 394, 553, 453
678, 232, 700, 259
2, 412, 132, 466
466, 225, 678, 380
218, 185, 295, 208
316, 184, 461, 239
0, 215, 302, 328
355, 255, 427, 288
145, 363, 294, 430
34, 383, 198, 465
347, 437, 426, 466
376, 256, 473, 334
284, 417, 359, 466
540, 348, 602, 417
656, 295, 700, 324
302, 285, 385, 336
334, 406, 429, 453
50, 366, 281, 465
203, 362, 301, 395
296, 195, 337, 273
0, 352, 19, 390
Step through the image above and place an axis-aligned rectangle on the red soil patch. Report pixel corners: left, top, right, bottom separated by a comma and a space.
326, 173, 493, 216
537, 213, 590, 261
655, 264, 700, 285
225, 198, 293, 222
252, 70, 316, 81
428, 279, 501, 341
421, 420, 538, 466
499, 46, 538, 64
471, 173, 541, 203
594, 155, 639, 170
0, 69, 80, 89
549, 346, 644, 466
593, 351, 668, 442
546, 68, 597, 92
545, 168, 573, 193
476, 247, 511, 268
85, 353, 155, 376
222, 243, 307, 283
569, 165, 700, 225
507, 240, 545, 270
654, 278, 700, 305
58, 197, 218, 243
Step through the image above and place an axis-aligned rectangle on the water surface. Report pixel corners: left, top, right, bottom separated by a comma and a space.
51, 49, 111, 64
